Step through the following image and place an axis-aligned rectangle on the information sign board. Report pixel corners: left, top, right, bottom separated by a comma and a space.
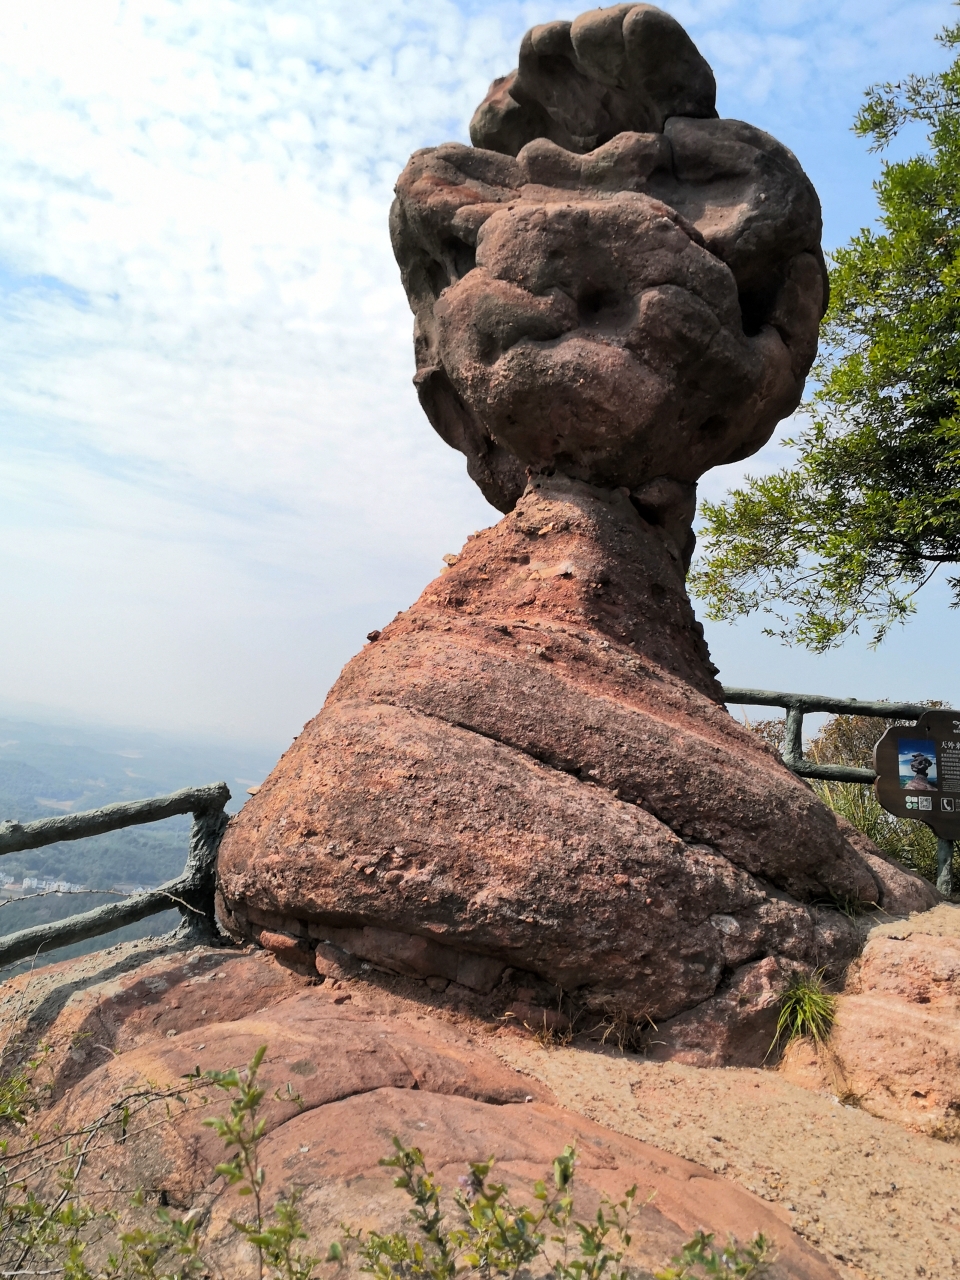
874, 710, 960, 841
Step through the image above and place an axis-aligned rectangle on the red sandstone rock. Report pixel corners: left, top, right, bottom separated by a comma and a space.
216, 6, 894, 1063
23, 949, 838, 1280
859, 852, 940, 915
0, 941, 309, 1100
832, 817, 939, 915
203, 1087, 838, 1279
218, 477, 883, 1060
311, 922, 506, 992
470, 7, 717, 156
394, 13, 824, 512
780, 904, 960, 1137
648, 955, 806, 1068
257, 927, 315, 972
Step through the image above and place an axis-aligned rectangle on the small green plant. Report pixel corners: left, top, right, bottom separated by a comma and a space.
109, 1194, 207, 1279
344, 1138, 774, 1280
347, 1138, 642, 1280
0, 1043, 50, 1126
769, 970, 837, 1058
653, 1230, 773, 1279
202, 1044, 323, 1280
0, 1042, 327, 1279
0, 1034, 227, 1280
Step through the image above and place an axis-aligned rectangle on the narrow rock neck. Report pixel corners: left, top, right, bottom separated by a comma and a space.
417, 474, 722, 700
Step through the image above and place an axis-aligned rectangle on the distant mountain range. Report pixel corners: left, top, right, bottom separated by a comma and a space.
0, 711, 279, 823
0, 709, 282, 972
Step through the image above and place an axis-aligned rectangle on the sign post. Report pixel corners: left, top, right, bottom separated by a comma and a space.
874, 710, 960, 895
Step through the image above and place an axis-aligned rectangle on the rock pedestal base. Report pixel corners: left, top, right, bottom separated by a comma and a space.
213, 476, 931, 1062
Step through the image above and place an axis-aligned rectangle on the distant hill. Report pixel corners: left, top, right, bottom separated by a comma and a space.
0, 710, 281, 973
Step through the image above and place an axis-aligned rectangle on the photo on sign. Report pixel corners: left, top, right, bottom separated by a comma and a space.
898, 738, 939, 791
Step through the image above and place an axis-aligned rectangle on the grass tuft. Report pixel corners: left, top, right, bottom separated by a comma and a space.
769, 970, 837, 1058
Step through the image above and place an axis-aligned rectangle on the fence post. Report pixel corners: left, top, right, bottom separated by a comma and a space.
175, 802, 230, 943
937, 838, 954, 897
782, 705, 805, 772
0, 784, 232, 970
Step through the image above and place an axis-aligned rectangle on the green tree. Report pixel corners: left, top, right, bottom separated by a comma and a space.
690, 17, 960, 649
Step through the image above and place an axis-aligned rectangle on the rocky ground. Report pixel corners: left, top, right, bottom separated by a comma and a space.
780, 904, 960, 1142
0, 904, 957, 1280
495, 1041, 959, 1280
493, 904, 960, 1280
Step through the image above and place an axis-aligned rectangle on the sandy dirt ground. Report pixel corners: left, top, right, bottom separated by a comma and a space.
492, 1036, 959, 1280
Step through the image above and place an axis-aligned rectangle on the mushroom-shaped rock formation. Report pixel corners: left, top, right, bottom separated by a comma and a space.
216, 6, 934, 1064
394, 3, 826, 514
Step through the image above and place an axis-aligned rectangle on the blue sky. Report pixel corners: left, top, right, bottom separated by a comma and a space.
1, 0, 958, 749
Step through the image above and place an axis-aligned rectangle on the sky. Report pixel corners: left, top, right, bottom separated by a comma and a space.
1, 0, 959, 754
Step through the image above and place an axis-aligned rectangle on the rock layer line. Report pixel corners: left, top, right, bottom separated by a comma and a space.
217, 479, 936, 1062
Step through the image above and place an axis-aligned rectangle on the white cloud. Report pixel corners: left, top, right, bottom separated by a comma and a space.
1, 0, 958, 744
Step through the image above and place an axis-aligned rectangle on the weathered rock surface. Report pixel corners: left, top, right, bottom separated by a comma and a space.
834, 819, 939, 916
394, 14, 825, 510
216, 4, 926, 1063
781, 903, 960, 1139
217, 476, 901, 1061
13, 943, 839, 1280
470, 5, 718, 156
0, 937, 310, 1099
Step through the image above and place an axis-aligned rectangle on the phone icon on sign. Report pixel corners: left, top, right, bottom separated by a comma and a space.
942, 798, 956, 813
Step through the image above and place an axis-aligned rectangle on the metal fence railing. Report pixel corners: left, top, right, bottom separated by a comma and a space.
720, 687, 942, 784
0, 783, 230, 969
722, 688, 956, 894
